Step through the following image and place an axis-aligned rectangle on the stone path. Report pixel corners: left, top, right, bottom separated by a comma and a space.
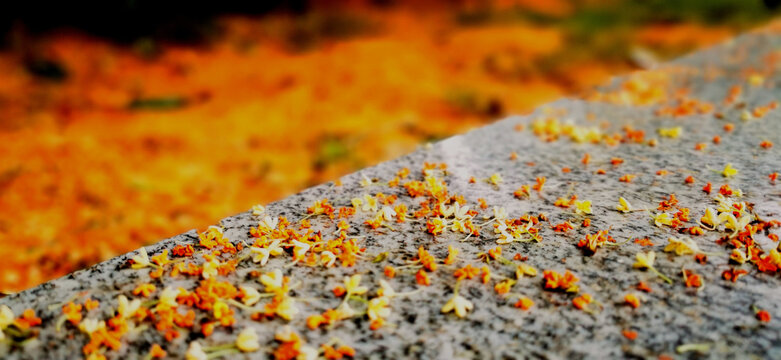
2, 23, 781, 360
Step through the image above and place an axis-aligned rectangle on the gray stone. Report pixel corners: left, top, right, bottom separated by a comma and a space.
2, 26, 781, 359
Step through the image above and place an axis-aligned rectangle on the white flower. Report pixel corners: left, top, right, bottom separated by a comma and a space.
201, 258, 219, 279
664, 237, 700, 256
616, 197, 632, 213
367, 297, 391, 321
250, 239, 282, 266
275, 297, 298, 320
297, 346, 318, 360
240, 286, 261, 306
320, 251, 336, 267
633, 251, 656, 269
575, 200, 592, 215
724, 214, 751, 232
0, 305, 14, 329
117, 295, 141, 318
236, 327, 260, 352
260, 216, 279, 231
186, 342, 208, 360
159, 287, 178, 308
441, 294, 473, 318
351, 197, 363, 210
379, 206, 397, 221
700, 208, 721, 228
362, 194, 378, 212
336, 302, 357, 320
131, 247, 151, 269
292, 240, 311, 260
78, 318, 104, 335
250, 247, 271, 266
453, 203, 471, 220
344, 274, 368, 295
360, 174, 373, 187
251, 204, 265, 217
493, 207, 508, 221
378, 280, 396, 297
260, 269, 285, 294
654, 212, 673, 227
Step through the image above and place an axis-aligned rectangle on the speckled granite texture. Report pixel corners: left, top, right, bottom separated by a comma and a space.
2, 26, 781, 360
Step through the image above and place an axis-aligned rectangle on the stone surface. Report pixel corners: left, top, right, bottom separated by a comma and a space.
2, 24, 781, 360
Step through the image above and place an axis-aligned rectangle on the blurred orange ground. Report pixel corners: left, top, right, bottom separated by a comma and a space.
0, 4, 749, 292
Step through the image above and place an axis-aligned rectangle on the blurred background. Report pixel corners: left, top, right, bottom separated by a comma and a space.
0, 0, 778, 293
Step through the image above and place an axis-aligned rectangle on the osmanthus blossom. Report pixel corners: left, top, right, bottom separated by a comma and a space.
158, 287, 178, 308
320, 251, 337, 267
260, 269, 286, 294
344, 274, 368, 296
378, 206, 397, 221
664, 237, 700, 256
653, 212, 673, 227
250, 239, 283, 266
201, 257, 219, 279
292, 240, 311, 261
117, 295, 142, 319
78, 318, 103, 335
633, 251, 673, 284
186, 342, 208, 360
236, 328, 261, 352
239, 285, 262, 306
0, 305, 13, 340
131, 247, 151, 269
251, 204, 265, 217
721, 163, 739, 178
574, 200, 592, 215
367, 297, 391, 323
441, 293, 473, 318
616, 197, 632, 213
258, 216, 279, 232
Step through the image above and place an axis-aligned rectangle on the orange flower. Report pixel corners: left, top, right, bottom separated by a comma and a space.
494, 280, 514, 294
480, 266, 491, 284
532, 177, 546, 192
133, 283, 157, 297
332, 286, 346, 298
581, 153, 591, 165
619, 174, 636, 183
624, 293, 641, 308
760, 140, 773, 149
543, 270, 579, 292
84, 298, 100, 311
417, 246, 438, 271
514, 297, 534, 310
62, 302, 83, 325
684, 176, 694, 184
443, 245, 458, 265
454, 265, 480, 280
634, 238, 653, 246
636, 282, 651, 293
622, 330, 638, 340
488, 247, 502, 260
149, 344, 167, 358
14, 309, 41, 329
572, 293, 592, 310
683, 270, 702, 288
384, 266, 396, 279
722, 268, 748, 282
756, 310, 771, 322
415, 269, 430, 286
